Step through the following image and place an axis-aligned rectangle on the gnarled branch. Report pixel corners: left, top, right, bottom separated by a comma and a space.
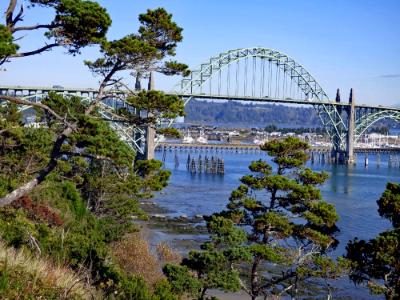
11, 4, 24, 27
5, 0, 17, 27
11, 43, 60, 58
0, 95, 75, 128
12, 23, 57, 33
0, 127, 71, 207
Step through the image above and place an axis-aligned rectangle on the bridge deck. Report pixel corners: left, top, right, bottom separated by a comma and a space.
1, 85, 398, 112
178, 93, 400, 112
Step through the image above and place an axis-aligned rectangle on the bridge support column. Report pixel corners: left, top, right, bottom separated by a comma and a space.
346, 88, 356, 164
144, 71, 155, 160
331, 89, 343, 163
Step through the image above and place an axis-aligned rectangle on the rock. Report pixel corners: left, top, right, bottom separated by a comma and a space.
140, 201, 156, 205
152, 214, 167, 219
179, 214, 188, 220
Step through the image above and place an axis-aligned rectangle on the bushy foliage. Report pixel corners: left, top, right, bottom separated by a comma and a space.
0, 25, 18, 60
85, 7, 189, 87
0, 92, 175, 296
1, 3, 187, 298
346, 182, 400, 299
157, 127, 182, 138
12, 195, 63, 226
0, 105, 54, 197
0, 178, 176, 297
123, 90, 185, 123
48, 0, 111, 53
2, 0, 111, 63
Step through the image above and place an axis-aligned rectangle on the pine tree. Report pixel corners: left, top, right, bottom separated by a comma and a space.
0, 6, 187, 206
1, 0, 112, 64
165, 137, 343, 299
345, 182, 400, 299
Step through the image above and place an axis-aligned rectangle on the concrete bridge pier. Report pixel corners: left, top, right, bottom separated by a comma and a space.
345, 88, 356, 164
331, 150, 347, 164
134, 71, 156, 160
144, 72, 156, 160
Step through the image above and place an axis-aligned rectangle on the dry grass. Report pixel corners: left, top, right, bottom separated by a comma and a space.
112, 232, 164, 287
0, 241, 98, 299
156, 241, 182, 265
112, 233, 183, 289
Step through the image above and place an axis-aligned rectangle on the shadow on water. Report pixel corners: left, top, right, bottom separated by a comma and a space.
328, 163, 355, 195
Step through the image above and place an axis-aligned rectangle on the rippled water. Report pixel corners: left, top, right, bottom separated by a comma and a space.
154, 149, 400, 298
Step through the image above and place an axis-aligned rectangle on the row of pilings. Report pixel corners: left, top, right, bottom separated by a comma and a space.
312, 151, 400, 168
158, 146, 400, 169
186, 154, 225, 175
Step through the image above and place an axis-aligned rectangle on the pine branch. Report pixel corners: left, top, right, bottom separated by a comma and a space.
11, 43, 60, 58
12, 23, 56, 33
0, 95, 75, 128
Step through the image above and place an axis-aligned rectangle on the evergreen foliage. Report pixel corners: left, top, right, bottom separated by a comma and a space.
0, 25, 18, 61
1, 3, 187, 297
345, 182, 400, 299
1, 0, 111, 63
85, 7, 189, 84
165, 137, 342, 299
0, 92, 177, 296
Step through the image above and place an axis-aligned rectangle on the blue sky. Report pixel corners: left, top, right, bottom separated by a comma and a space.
1, 0, 399, 105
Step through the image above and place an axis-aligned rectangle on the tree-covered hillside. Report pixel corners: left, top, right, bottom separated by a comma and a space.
185, 100, 400, 129
185, 100, 320, 127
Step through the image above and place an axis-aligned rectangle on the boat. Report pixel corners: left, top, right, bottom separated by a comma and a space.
196, 129, 208, 144
253, 133, 268, 145
182, 131, 194, 143
253, 137, 268, 145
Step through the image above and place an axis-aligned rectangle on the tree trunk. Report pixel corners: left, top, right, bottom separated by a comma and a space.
5, 0, 17, 27
135, 72, 141, 90
200, 287, 207, 300
0, 178, 38, 207
270, 189, 277, 209
0, 127, 71, 207
0, 159, 56, 206
251, 256, 261, 300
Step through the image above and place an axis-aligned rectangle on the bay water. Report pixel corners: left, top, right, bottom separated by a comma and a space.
154, 149, 400, 298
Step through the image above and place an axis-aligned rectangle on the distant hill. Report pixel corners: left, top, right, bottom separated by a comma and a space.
185, 100, 320, 128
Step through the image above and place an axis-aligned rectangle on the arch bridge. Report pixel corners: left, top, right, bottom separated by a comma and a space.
174, 47, 400, 163
1, 47, 399, 163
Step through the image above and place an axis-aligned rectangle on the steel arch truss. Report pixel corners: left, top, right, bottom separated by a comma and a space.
1, 93, 146, 155
175, 47, 347, 151
355, 109, 400, 142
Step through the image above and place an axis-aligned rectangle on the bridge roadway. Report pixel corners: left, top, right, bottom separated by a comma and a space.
178, 93, 400, 112
157, 142, 400, 154
0, 85, 398, 113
